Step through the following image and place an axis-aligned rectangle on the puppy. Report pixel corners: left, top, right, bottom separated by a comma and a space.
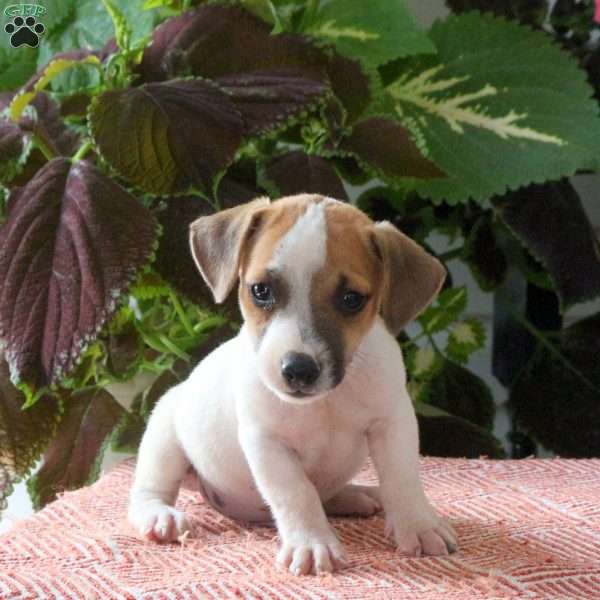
129, 194, 457, 575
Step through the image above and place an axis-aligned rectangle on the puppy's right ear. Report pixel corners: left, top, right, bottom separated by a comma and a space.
189, 197, 270, 303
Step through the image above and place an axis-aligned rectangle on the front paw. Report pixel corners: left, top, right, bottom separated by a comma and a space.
386, 509, 457, 557
278, 527, 348, 576
129, 502, 190, 543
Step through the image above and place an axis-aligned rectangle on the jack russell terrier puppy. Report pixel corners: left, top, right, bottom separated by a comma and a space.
129, 193, 457, 575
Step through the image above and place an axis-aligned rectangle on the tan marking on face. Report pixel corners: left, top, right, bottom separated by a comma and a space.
238, 194, 324, 342
311, 203, 384, 378
237, 194, 385, 399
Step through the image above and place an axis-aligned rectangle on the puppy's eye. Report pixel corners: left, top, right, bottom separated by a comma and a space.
339, 290, 367, 314
250, 283, 273, 306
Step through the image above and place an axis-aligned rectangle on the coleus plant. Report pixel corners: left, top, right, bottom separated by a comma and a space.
1, 0, 600, 511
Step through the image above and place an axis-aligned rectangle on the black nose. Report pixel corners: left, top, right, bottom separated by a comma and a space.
281, 352, 320, 389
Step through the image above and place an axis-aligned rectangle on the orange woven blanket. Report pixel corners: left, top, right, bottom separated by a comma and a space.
2, 457, 600, 599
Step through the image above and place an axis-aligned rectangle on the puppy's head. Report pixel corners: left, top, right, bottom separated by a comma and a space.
190, 194, 445, 404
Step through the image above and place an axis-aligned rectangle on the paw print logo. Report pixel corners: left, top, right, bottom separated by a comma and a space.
5, 15, 45, 48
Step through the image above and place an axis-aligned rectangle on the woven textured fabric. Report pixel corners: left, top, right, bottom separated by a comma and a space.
2, 458, 600, 599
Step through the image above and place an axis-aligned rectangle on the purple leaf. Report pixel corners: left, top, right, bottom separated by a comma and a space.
326, 53, 371, 125
27, 388, 124, 508
511, 313, 600, 457
20, 93, 81, 157
217, 68, 329, 136
418, 413, 504, 458
462, 215, 507, 292
138, 4, 327, 83
0, 359, 59, 509
493, 181, 600, 310
0, 158, 159, 389
217, 161, 264, 209
153, 194, 242, 319
340, 117, 445, 180
154, 196, 214, 304
153, 195, 216, 306
89, 79, 244, 195
264, 151, 348, 200
107, 324, 141, 378
0, 117, 25, 184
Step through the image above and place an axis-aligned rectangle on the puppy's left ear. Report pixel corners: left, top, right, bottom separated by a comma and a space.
189, 197, 270, 303
371, 221, 446, 336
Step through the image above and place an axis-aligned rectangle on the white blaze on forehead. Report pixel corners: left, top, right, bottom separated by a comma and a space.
258, 201, 335, 397
270, 201, 328, 286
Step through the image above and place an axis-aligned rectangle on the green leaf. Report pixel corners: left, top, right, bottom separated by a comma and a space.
306, 0, 435, 67
109, 411, 146, 454
101, 0, 133, 51
35, 0, 78, 35
240, 0, 280, 27
386, 12, 600, 204
418, 286, 467, 334
110, 323, 237, 453
0, 46, 38, 92
493, 181, 600, 311
0, 360, 59, 510
89, 78, 244, 195
27, 388, 124, 509
406, 344, 441, 380
446, 318, 486, 365
130, 271, 172, 301
38, 0, 156, 62
511, 313, 600, 457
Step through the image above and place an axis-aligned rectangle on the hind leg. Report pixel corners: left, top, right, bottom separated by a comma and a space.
324, 484, 382, 517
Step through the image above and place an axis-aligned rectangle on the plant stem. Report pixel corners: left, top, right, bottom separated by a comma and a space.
438, 246, 464, 262
168, 290, 195, 336
426, 332, 441, 354
299, 0, 319, 31
33, 134, 55, 161
72, 140, 94, 163
193, 314, 229, 333
158, 334, 191, 361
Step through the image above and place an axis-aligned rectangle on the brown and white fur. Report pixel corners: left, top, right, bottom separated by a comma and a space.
128, 194, 457, 576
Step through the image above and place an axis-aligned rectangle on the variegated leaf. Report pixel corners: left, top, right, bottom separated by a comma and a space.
385, 13, 600, 203
418, 287, 468, 334
446, 318, 486, 365
306, 0, 435, 67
